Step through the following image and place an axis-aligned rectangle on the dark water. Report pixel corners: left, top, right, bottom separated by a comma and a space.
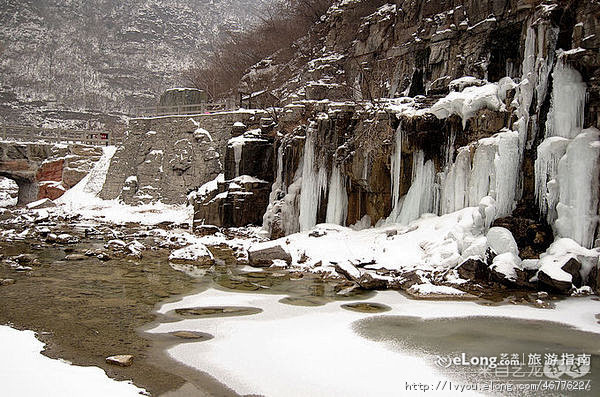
354, 316, 600, 396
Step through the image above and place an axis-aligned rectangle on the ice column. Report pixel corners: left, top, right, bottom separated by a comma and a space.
535, 57, 586, 220
395, 151, 436, 225
299, 126, 328, 231
554, 129, 600, 248
325, 163, 348, 225
390, 123, 403, 211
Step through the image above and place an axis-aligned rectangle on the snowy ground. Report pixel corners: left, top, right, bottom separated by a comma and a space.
0, 326, 145, 397
147, 289, 600, 397
0, 177, 18, 207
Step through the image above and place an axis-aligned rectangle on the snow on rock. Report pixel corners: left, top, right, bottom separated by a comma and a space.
169, 243, 214, 266
430, 81, 511, 128
486, 227, 519, 256
264, 208, 487, 278
448, 76, 485, 92
407, 283, 469, 297
26, 198, 56, 209
538, 238, 600, 291
490, 252, 522, 282
0, 325, 145, 397
248, 240, 292, 267
193, 127, 212, 142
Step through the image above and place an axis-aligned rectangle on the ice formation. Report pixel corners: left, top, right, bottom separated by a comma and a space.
534, 55, 599, 248
390, 123, 403, 211
393, 151, 435, 225
554, 129, 600, 248
437, 130, 519, 221
262, 145, 303, 236
299, 125, 329, 231
325, 163, 348, 225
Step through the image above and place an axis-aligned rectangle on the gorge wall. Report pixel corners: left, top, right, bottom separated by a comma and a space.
252, 0, 599, 248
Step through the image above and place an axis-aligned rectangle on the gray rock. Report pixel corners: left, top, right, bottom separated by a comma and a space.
248, 243, 292, 267
65, 254, 87, 261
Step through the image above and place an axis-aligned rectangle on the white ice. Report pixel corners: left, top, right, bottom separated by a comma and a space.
0, 325, 145, 397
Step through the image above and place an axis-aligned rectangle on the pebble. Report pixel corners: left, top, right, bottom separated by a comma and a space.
105, 355, 134, 367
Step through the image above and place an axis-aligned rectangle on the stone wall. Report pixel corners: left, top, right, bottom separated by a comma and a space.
100, 110, 267, 205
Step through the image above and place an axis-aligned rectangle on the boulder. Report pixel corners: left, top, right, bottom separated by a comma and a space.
248, 242, 292, 267
169, 243, 214, 266
486, 227, 519, 256
456, 258, 489, 281
356, 272, 388, 289
538, 257, 582, 294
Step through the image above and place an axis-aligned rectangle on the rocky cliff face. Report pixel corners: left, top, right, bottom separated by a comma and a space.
0, 0, 271, 122
236, 0, 600, 294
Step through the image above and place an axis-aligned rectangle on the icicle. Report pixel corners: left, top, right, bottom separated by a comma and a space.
468, 138, 496, 207
493, 130, 520, 217
545, 55, 586, 139
534, 137, 569, 222
554, 128, 600, 248
390, 123, 402, 211
232, 141, 243, 177
535, 55, 587, 227
325, 163, 348, 225
439, 147, 470, 215
395, 151, 436, 225
513, 19, 559, 201
299, 126, 328, 231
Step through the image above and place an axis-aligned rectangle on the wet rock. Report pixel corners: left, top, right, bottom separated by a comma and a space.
278, 296, 326, 307
105, 355, 134, 367
194, 225, 220, 236
14, 254, 39, 266
341, 302, 391, 313
334, 262, 362, 281
456, 258, 489, 281
0, 279, 16, 286
536, 291, 549, 299
389, 270, 424, 290
248, 242, 292, 267
47, 233, 80, 244
171, 331, 213, 341
65, 254, 87, 261
357, 272, 388, 290
174, 306, 262, 318
334, 283, 363, 297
